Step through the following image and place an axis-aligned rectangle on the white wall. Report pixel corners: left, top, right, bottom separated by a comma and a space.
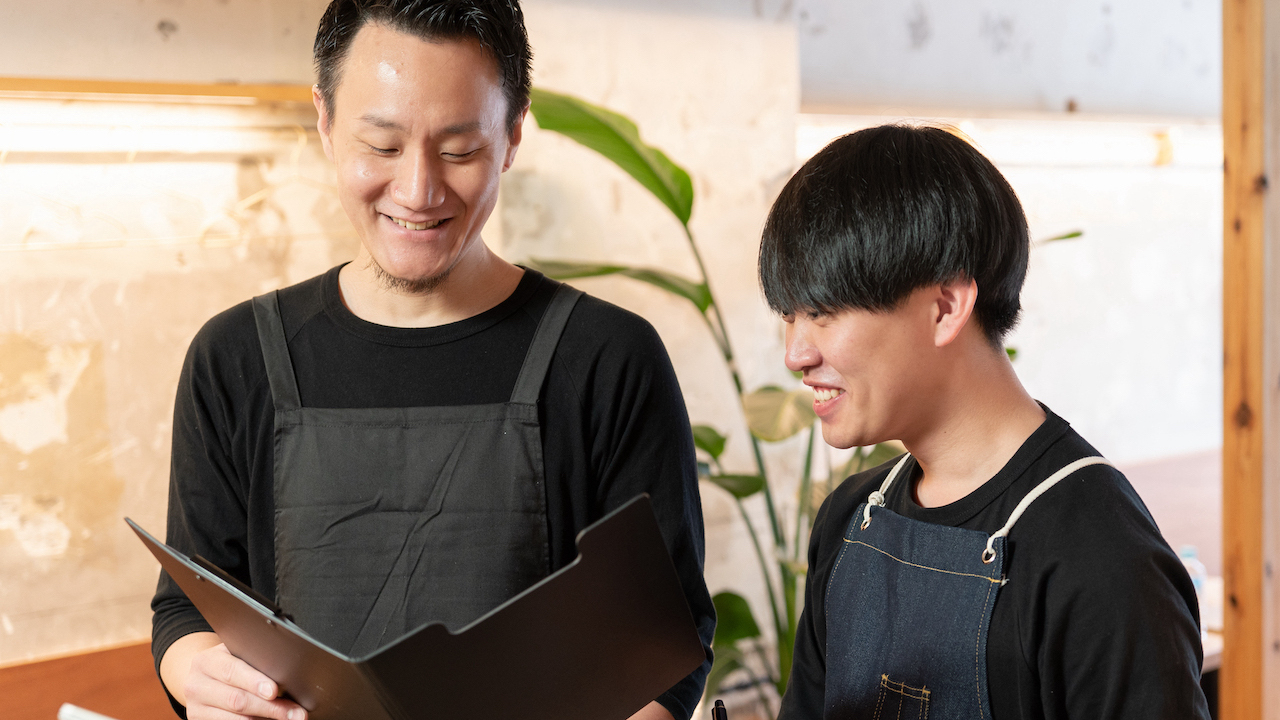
795, 0, 1222, 117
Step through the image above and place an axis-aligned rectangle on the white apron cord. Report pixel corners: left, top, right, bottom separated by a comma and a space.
980, 456, 1113, 563
861, 453, 914, 530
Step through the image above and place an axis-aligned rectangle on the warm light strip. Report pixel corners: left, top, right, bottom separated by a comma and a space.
0, 77, 313, 104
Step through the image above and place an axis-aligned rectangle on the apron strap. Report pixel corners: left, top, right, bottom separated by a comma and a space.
509, 283, 584, 405
861, 453, 913, 530
981, 455, 1112, 563
251, 291, 302, 411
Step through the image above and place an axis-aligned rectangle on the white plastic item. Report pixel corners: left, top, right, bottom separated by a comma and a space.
1178, 545, 1208, 593
57, 703, 121, 720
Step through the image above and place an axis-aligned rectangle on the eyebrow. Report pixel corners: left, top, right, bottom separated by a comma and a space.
358, 114, 483, 135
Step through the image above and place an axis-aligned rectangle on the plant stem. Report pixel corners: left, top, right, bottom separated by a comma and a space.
793, 425, 816, 559
682, 223, 786, 552
751, 640, 777, 717
682, 221, 792, 694
734, 498, 784, 647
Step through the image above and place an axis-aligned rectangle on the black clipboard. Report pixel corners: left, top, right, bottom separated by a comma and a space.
129, 494, 705, 720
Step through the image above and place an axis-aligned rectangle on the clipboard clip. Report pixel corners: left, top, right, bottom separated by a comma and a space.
192, 554, 294, 621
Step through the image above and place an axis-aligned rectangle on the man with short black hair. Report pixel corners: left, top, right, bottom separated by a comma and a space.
764, 125, 1209, 719
150, 2, 713, 719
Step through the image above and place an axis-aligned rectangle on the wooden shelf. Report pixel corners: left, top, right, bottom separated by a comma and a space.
0, 76, 313, 103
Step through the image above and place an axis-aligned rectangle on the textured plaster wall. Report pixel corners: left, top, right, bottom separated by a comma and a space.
0, 1, 800, 667
0, 0, 326, 85
0, 98, 352, 664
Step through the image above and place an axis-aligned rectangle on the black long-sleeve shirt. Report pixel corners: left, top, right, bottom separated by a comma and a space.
779, 408, 1210, 719
152, 265, 714, 719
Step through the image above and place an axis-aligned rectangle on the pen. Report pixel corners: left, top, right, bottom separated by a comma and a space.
712, 699, 728, 720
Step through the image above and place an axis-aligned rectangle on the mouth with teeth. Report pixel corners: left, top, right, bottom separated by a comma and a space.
812, 387, 845, 404
388, 215, 446, 231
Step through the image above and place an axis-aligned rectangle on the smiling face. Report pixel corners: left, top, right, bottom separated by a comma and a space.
316, 23, 521, 292
784, 289, 943, 450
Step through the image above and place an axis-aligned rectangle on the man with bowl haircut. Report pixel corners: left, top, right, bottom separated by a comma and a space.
149, 2, 713, 719
763, 125, 1209, 719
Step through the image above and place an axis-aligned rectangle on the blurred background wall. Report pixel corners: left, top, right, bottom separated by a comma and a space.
0, 1, 1224, 708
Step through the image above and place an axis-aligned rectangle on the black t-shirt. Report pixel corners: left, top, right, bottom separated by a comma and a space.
779, 408, 1210, 720
151, 266, 714, 719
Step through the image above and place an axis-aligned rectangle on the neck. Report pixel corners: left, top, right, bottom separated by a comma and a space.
337, 243, 524, 328
902, 343, 1046, 508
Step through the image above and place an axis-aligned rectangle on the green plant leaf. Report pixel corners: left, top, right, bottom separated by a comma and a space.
860, 440, 907, 472
529, 88, 694, 225
1035, 229, 1083, 245
704, 474, 765, 499
526, 258, 712, 313
713, 591, 762, 647
1005, 346, 1018, 361
743, 386, 817, 442
692, 425, 727, 461
703, 647, 744, 703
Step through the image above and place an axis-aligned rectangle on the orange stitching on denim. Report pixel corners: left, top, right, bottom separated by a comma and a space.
873, 674, 887, 720
843, 539, 1003, 583
826, 508, 868, 608
880, 675, 930, 700
974, 561, 997, 719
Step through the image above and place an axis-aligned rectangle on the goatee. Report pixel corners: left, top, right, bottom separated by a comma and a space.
367, 257, 451, 294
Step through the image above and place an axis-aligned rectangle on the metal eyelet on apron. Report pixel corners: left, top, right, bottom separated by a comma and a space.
252, 280, 582, 658
824, 451, 1112, 719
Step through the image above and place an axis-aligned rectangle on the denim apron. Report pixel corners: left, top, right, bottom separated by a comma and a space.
824, 453, 1111, 719
251, 280, 582, 658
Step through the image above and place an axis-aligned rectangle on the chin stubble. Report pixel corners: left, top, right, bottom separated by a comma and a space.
367, 256, 452, 295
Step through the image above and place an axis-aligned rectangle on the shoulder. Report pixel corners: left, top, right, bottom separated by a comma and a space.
182, 271, 328, 392
562, 290, 666, 353
1014, 459, 1175, 588
1002, 430, 1195, 625
551, 286, 674, 384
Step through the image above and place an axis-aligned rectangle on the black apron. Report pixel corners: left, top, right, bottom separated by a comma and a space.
824, 453, 1111, 719
251, 281, 582, 658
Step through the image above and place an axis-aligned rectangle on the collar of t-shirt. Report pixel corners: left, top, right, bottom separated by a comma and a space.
319, 263, 548, 347
884, 404, 1073, 528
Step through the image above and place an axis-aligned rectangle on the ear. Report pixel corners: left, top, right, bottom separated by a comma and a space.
502, 103, 529, 172
932, 277, 979, 348
313, 85, 335, 162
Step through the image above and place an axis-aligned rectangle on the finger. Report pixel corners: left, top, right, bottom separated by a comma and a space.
188, 647, 306, 720
196, 645, 280, 700
187, 674, 306, 720
187, 703, 305, 720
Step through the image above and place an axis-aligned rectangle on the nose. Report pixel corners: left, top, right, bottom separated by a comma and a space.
784, 318, 820, 373
391, 150, 445, 211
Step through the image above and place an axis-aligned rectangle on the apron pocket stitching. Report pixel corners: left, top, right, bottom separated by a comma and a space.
878, 675, 930, 720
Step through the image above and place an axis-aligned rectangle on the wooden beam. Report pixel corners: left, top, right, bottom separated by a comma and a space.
1222, 0, 1280, 716
0, 76, 313, 103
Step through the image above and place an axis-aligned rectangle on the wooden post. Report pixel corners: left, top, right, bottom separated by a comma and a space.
1222, 0, 1280, 716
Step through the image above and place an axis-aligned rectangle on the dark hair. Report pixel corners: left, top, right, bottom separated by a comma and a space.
759, 124, 1029, 348
314, 0, 532, 134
